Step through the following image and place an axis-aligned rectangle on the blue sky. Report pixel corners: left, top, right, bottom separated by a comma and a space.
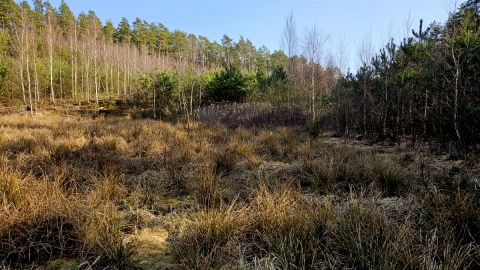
44, 0, 454, 71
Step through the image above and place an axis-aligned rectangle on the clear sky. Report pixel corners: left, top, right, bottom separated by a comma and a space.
42, 0, 455, 71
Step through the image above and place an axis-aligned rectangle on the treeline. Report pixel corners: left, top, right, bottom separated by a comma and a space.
330, 0, 480, 150
4, 0, 476, 151
0, 0, 337, 121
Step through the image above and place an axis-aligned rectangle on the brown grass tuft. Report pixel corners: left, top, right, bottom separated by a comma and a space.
0, 113, 479, 269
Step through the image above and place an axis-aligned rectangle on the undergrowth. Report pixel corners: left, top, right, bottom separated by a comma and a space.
0, 113, 479, 269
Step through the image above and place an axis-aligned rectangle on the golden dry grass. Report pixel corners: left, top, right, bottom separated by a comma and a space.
0, 113, 479, 269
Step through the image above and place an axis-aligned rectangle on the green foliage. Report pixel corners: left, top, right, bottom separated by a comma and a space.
172, 30, 187, 57
0, 54, 12, 98
155, 69, 179, 95
206, 65, 254, 103
114, 17, 131, 43
103, 19, 115, 42
132, 18, 147, 48
329, 1, 480, 150
255, 70, 268, 92
0, 0, 20, 30
0, 28, 10, 54
154, 69, 180, 118
270, 50, 288, 68
57, 0, 74, 37
138, 73, 154, 90
251, 65, 301, 105
269, 65, 287, 84
135, 73, 154, 103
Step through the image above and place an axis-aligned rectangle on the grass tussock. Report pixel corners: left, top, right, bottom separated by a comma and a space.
0, 159, 135, 267
249, 185, 332, 269
298, 144, 413, 196
0, 113, 479, 269
335, 195, 415, 269
172, 204, 249, 269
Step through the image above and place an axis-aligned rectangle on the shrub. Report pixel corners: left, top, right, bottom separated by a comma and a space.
154, 69, 181, 120
205, 65, 253, 103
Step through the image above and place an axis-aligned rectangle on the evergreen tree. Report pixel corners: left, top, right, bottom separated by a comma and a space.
157, 23, 173, 55
103, 19, 115, 43
57, 0, 75, 37
172, 30, 187, 64
115, 17, 131, 43
132, 17, 147, 49
0, 0, 20, 31
206, 64, 250, 103
221, 34, 234, 66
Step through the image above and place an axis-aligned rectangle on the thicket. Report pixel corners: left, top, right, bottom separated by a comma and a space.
330, 1, 480, 152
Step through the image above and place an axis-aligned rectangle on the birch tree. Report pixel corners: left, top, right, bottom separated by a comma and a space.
45, 1, 58, 105
303, 24, 328, 122
281, 11, 298, 80
13, 1, 30, 105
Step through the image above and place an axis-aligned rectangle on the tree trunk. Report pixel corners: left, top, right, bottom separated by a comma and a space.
383, 76, 388, 136
48, 18, 55, 105
454, 66, 461, 143
74, 21, 78, 101
311, 64, 316, 123
153, 88, 156, 119
363, 73, 368, 135
18, 8, 27, 105
33, 35, 39, 115
59, 51, 63, 99
94, 40, 99, 104
85, 44, 90, 102
26, 35, 32, 116
104, 42, 109, 98
190, 82, 194, 116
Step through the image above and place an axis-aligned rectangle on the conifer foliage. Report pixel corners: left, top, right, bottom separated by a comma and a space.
331, 0, 480, 150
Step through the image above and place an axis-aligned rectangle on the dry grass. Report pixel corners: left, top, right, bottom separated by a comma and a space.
172, 204, 249, 269
0, 113, 479, 269
0, 158, 133, 268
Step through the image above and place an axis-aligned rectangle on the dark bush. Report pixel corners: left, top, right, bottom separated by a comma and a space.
206, 65, 251, 103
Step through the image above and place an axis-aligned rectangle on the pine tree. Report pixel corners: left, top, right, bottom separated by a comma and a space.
412, 19, 430, 42
103, 19, 115, 43
0, 0, 20, 31
114, 17, 131, 43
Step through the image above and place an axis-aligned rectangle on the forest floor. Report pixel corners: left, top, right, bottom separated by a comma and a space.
0, 108, 479, 269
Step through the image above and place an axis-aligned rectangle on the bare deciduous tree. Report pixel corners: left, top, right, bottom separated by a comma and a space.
335, 35, 348, 76
281, 11, 298, 80
13, 2, 29, 105
303, 24, 328, 122
45, 4, 58, 105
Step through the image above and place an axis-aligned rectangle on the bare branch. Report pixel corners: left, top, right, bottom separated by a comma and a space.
281, 11, 298, 59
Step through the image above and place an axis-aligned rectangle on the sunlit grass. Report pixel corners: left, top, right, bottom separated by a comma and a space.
0, 113, 479, 269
